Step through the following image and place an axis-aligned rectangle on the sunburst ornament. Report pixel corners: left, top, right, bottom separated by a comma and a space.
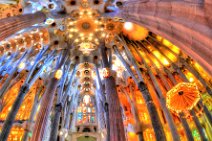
105, 19, 123, 35
76, 18, 97, 35
166, 82, 200, 113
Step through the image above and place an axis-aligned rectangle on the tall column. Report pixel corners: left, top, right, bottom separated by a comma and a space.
100, 45, 126, 141
22, 86, 44, 141
122, 87, 144, 141
113, 45, 166, 141
139, 57, 180, 141
49, 103, 62, 141
0, 11, 46, 41
94, 66, 106, 131
31, 52, 68, 141
121, 38, 180, 141
31, 76, 60, 141
190, 110, 208, 141
179, 112, 194, 141
181, 58, 212, 96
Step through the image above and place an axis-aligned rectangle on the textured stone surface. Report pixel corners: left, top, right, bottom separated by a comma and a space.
0, 12, 46, 41
121, 0, 212, 75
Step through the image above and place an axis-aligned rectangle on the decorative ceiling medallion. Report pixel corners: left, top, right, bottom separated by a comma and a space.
79, 42, 96, 55
76, 18, 97, 34
80, 0, 89, 8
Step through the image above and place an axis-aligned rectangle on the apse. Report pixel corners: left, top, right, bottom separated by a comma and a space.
0, 1, 211, 141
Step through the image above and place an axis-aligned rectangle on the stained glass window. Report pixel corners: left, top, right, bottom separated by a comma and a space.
77, 95, 96, 124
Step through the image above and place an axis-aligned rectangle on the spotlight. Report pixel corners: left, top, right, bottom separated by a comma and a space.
124, 22, 133, 31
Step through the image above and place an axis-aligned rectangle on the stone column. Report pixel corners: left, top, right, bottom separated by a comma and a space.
31, 51, 68, 141
49, 103, 62, 141
100, 45, 126, 141
113, 45, 167, 141
22, 86, 44, 141
190, 110, 208, 141
0, 11, 46, 41
179, 112, 194, 141
122, 87, 144, 141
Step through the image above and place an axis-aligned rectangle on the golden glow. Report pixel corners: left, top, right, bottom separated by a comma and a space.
185, 72, 195, 82
170, 45, 180, 54
18, 62, 25, 69
0, 79, 41, 121
5, 127, 24, 141
166, 82, 200, 113
160, 48, 177, 62
156, 36, 180, 55
128, 132, 138, 141
152, 50, 170, 66
123, 22, 149, 41
54, 69, 63, 79
162, 39, 172, 47
156, 35, 163, 42
144, 129, 156, 141
83, 95, 91, 105
124, 22, 133, 31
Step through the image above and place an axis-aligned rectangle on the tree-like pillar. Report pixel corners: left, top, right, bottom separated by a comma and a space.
121, 38, 180, 140
113, 45, 166, 141
22, 86, 44, 141
122, 87, 144, 141
100, 45, 126, 141
199, 101, 212, 126
49, 103, 62, 141
0, 84, 29, 141
31, 77, 60, 141
181, 58, 212, 96
190, 110, 208, 141
0, 11, 46, 41
179, 112, 194, 141
31, 52, 68, 141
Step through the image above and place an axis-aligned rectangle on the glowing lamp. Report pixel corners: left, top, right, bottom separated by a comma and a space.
124, 22, 133, 31
166, 82, 200, 113
54, 69, 63, 80
83, 95, 91, 105
18, 62, 25, 69
103, 68, 110, 78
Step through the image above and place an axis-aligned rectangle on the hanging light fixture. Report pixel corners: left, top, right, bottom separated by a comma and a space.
166, 82, 201, 113
54, 69, 63, 80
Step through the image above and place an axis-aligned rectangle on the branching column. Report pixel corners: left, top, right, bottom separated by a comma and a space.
0, 11, 46, 41
113, 45, 166, 141
100, 45, 126, 141
31, 52, 68, 141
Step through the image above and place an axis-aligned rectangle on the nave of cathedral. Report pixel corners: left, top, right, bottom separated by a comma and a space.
0, 0, 211, 141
